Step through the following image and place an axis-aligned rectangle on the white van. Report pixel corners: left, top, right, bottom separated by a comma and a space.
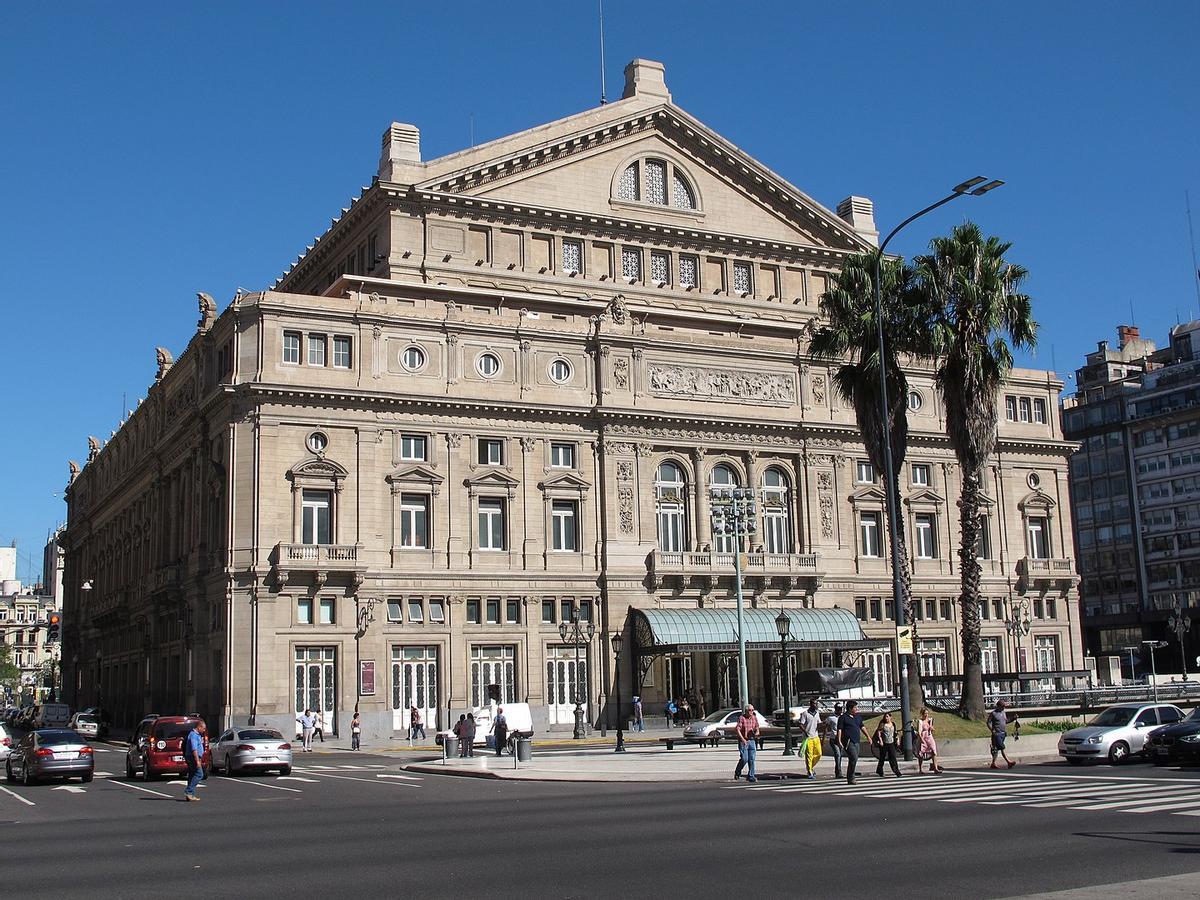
436, 702, 533, 748
33, 703, 72, 729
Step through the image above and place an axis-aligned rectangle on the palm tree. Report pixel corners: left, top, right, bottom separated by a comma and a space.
914, 222, 1037, 721
811, 253, 929, 715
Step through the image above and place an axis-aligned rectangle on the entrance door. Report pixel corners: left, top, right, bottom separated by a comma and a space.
392, 645, 438, 732
471, 645, 516, 708
714, 654, 739, 709
546, 645, 587, 725
294, 646, 336, 732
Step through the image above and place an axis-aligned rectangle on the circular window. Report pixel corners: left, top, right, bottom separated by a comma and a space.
1027, 472, 1041, 489
907, 391, 923, 412
306, 431, 328, 455
549, 358, 572, 384
401, 345, 426, 372
476, 352, 501, 378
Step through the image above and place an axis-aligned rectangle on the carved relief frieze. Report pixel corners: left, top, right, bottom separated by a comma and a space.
617, 484, 635, 534
817, 470, 835, 540
616, 460, 635, 481
613, 356, 630, 389
647, 363, 795, 405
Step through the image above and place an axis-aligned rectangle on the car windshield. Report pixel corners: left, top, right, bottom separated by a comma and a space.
38, 730, 83, 745
237, 730, 283, 741
76, 716, 96, 724
703, 710, 734, 723
156, 723, 198, 741
1089, 707, 1137, 727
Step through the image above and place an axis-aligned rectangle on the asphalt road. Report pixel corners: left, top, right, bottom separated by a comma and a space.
3, 741, 1200, 899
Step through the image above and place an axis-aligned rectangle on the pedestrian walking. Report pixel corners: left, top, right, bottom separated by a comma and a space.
183, 720, 207, 802
665, 699, 677, 728
453, 714, 468, 757
679, 697, 692, 724
350, 711, 361, 751
988, 699, 1016, 769
313, 710, 325, 743
825, 702, 844, 778
873, 712, 902, 778
797, 698, 823, 779
491, 706, 509, 757
464, 713, 477, 756
632, 696, 644, 732
733, 704, 761, 783
297, 709, 316, 752
836, 700, 866, 785
410, 705, 426, 740
917, 708, 944, 774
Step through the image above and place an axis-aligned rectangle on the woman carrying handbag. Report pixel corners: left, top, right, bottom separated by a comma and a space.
873, 712, 902, 778
917, 707, 944, 774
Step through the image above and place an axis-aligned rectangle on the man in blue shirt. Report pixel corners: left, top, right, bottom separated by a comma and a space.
835, 701, 866, 785
183, 721, 207, 802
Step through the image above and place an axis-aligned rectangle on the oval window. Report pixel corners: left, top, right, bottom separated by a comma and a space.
477, 352, 501, 378
401, 345, 426, 372
907, 391, 923, 412
549, 358, 572, 384
306, 431, 329, 455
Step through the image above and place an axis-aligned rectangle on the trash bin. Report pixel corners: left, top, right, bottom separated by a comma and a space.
516, 736, 532, 762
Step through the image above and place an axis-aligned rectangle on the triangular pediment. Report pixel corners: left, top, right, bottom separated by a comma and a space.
385, 463, 443, 486
464, 469, 521, 497
903, 486, 947, 507
288, 456, 349, 480
849, 485, 887, 505
415, 104, 868, 253
539, 472, 592, 493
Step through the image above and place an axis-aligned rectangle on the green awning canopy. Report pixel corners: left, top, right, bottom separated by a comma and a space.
631, 606, 889, 654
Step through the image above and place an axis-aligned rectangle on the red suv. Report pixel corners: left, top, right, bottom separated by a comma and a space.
126, 715, 212, 781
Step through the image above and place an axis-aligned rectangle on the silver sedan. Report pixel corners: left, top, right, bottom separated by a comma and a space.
5, 729, 94, 785
211, 727, 293, 776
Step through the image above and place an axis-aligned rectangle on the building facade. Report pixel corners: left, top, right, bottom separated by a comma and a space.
1, 585, 58, 705
62, 60, 1082, 740
1063, 321, 1200, 673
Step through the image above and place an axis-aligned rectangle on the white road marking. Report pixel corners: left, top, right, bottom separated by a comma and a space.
106, 780, 173, 799
299, 770, 420, 788
51, 785, 86, 793
0, 784, 35, 806
277, 776, 320, 783
216, 777, 302, 793
94, 771, 114, 777
376, 774, 423, 781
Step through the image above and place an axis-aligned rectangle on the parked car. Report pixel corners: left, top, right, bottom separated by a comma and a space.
1146, 707, 1200, 765
32, 703, 72, 729
210, 727, 292, 776
682, 708, 775, 744
68, 712, 106, 740
0, 724, 12, 761
1058, 703, 1185, 765
125, 715, 211, 780
5, 729, 94, 785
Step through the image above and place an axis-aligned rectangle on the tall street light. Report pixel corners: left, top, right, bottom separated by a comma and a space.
871, 175, 1004, 760
560, 608, 596, 740
710, 487, 758, 709
1005, 597, 1031, 693
611, 632, 626, 752
775, 609, 795, 756
1142, 640, 1165, 703
1167, 600, 1192, 681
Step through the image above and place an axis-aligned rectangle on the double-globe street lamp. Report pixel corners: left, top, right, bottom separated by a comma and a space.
871, 176, 1004, 759
559, 607, 596, 740
1005, 597, 1031, 685
611, 632, 626, 752
1167, 600, 1192, 681
710, 487, 758, 709
775, 608, 795, 756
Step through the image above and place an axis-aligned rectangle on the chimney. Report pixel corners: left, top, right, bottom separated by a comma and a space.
622, 59, 671, 102
837, 196, 879, 247
378, 122, 421, 181
1117, 324, 1139, 349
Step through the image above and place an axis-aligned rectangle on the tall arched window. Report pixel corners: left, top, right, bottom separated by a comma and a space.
615, 157, 699, 211
655, 461, 689, 552
761, 467, 791, 554
709, 464, 740, 552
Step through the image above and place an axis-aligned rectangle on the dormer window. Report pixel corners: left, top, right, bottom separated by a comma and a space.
614, 157, 699, 211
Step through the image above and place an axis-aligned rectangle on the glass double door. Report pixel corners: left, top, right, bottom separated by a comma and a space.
392, 646, 438, 732
546, 645, 588, 725
294, 646, 336, 732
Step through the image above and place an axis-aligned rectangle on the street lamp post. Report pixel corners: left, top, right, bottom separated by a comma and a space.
1123, 646, 1138, 685
871, 175, 1004, 759
775, 609, 795, 756
1167, 601, 1192, 681
559, 608, 596, 740
1005, 598, 1031, 696
611, 632, 626, 752
1142, 640, 1164, 703
710, 488, 758, 709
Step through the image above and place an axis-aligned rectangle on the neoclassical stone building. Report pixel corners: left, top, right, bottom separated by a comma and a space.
62, 60, 1082, 739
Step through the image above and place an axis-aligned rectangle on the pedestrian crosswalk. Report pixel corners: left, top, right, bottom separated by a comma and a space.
728, 770, 1200, 818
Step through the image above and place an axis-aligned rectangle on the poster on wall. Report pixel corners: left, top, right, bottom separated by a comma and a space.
360, 660, 376, 696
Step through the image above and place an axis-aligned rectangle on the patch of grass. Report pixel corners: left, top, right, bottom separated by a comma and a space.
1025, 719, 1077, 732
863, 710, 1051, 740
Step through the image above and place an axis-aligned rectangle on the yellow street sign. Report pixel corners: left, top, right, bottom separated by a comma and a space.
896, 625, 913, 655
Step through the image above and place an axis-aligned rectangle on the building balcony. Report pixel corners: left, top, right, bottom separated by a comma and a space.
272, 543, 367, 592
1018, 557, 1080, 593
649, 549, 823, 598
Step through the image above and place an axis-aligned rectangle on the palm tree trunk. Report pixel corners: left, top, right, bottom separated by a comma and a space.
889, 469, 925, 716
957, 469, 986, 721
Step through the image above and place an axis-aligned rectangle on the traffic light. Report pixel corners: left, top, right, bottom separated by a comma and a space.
46, 613, 61, 643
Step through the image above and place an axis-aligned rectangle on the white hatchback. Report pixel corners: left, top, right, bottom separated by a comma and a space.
1058, 703, 1185, 765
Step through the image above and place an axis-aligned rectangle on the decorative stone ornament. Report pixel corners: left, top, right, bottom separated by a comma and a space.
197, 292, 217, 331
155, 347, 174, 381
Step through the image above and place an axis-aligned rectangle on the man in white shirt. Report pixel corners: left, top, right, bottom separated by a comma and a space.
797, 698, 823, 779
296, 709, 317, 752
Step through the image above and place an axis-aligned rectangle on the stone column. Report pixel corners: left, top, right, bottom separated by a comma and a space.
691, 447, 708, 550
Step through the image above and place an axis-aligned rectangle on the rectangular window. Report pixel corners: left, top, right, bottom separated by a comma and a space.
400, 434, 427, 461
925, 598, 937, 620
479, 439, 503, 466
870, 597, 882, 621
550, 443, 575, 468
560, 599, 573, 623
386, 600, 402, 623
466, 599, 481, 624
679, 254, 698, 289
915, 513, 937, 559
733, 261, 753, 295
506, 598, 520, 624
486, 598, 500, 625
542, 599, 555, 624
318, 597, 335, 625
979, 599, 990, 620
911, 464, 930, 486
429, 599, 445, 623
400, 494, 429, 549
1018, 397, 1032, 423
976, 515, 992, 559
854, 597, 867, 621
1005, 395, 1018, 421
478, 498, 506, 550
301, 490, 332, 545
1033, 398, 1047, 424
297, 598, 313, 625
856, 460, 875, 483
860, 512, 882, 558
407, 599, 424, 623
308, 334, 327, 367
650, 250, 670, 285
283, 331, 301, 364
551, 500, 579, 552
1027, 516, 1050, 559
621, 247, 642, 282
332, 336, 352, 368
562, 239, 583, 274
940, 598, 952, 620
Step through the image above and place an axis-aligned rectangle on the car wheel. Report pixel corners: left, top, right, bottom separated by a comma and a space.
125, 757, 135, 779
1066, 758, 1085, 767
5, 762, 14, 783
279, 765, 292, 776
142, 760, 154, 782
82, 773, 93, 784
1109, 741, 1130, 765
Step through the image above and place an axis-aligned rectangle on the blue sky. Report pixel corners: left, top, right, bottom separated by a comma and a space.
2, 2, 1197, 582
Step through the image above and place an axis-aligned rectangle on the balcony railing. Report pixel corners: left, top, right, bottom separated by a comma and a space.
1018, 556, 1079, 591
649, 549, 823, 595
272, 543, 366, 590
